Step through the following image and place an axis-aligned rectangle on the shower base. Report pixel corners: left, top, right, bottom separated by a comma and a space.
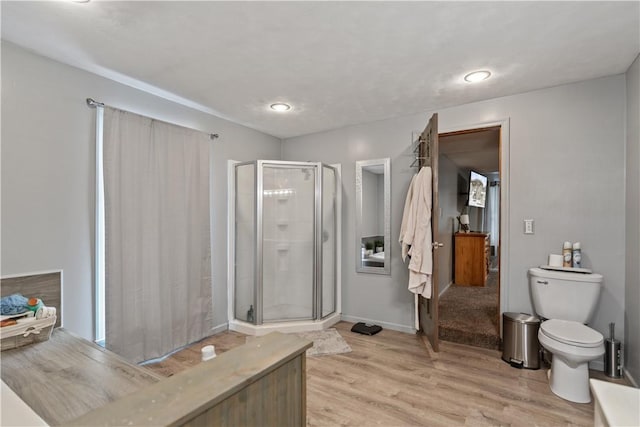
229, 312, 341, 336
263, 303, 312, 321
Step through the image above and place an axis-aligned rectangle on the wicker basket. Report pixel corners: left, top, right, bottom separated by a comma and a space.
0, 316, 56, 351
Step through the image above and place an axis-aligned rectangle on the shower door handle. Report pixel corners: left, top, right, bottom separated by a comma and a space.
432, 242, 444, 249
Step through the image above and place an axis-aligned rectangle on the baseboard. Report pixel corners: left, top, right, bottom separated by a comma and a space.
623, 367, 639, 388
341, 315, 415, 334
439, 281, 453, 298
589, 362, 639, 387
229, 314, 341, 336
590, 360, 604, 371
140, 323, 229, 365
209, 322, 228, 336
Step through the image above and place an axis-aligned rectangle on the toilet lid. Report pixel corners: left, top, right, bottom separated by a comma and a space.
541, 319, 603, 347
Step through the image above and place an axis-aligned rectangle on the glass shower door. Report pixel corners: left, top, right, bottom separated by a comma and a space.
234, 163, 256, 323
321, 165, 337, 318
261, 163, 315, 322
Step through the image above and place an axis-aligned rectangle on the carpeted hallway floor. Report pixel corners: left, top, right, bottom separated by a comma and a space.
438, 270, 500, 350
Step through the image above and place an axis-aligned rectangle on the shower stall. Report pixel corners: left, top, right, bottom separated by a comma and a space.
228, 160, 341, 335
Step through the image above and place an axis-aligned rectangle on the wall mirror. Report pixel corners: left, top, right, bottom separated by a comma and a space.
355, 158, 391, 275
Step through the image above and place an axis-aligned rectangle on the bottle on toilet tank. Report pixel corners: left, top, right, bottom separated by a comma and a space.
572, 242, 582, 268
563, 241, 572, 268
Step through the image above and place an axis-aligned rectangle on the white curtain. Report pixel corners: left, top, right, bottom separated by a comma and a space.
488, 182, 500, 249
103, 107, 212, 363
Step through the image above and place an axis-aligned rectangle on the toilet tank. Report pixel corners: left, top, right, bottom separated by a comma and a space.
528, 267, 603, 323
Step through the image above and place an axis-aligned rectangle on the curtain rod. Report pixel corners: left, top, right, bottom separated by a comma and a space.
86, 98, 220, 140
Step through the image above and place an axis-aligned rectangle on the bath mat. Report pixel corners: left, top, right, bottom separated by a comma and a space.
293, 328, 352, 357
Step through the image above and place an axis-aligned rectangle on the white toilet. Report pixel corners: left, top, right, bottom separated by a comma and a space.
528, 267, 605, 403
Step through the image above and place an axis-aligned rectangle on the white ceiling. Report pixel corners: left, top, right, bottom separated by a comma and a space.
440, 128, 500, 173
2, 1, 638, 139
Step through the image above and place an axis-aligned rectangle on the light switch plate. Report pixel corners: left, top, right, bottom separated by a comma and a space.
524, 219, 534, 234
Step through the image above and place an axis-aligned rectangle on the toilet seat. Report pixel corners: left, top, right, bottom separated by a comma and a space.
541, 319, 603, 348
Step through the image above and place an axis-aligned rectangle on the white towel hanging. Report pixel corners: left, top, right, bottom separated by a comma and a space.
399, 166, 434, 330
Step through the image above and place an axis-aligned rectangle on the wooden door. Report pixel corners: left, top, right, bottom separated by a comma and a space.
418, 113, 440, 352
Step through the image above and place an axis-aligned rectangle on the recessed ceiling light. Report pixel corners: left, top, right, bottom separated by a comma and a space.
270, 103, 291, 112
464, 70, 491, 83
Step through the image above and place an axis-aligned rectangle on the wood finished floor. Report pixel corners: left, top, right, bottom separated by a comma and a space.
145, 322, 629, 426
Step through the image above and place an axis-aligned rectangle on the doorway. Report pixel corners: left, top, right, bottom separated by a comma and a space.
436, 126, 501, 350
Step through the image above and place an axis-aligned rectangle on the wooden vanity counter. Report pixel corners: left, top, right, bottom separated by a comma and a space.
67, 331, 311, 427
2, 327, 311, 427
1, 271, 312, 427
1, 328, 161, 425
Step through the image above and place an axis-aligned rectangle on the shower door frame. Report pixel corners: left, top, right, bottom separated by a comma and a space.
228, 160, 341, 328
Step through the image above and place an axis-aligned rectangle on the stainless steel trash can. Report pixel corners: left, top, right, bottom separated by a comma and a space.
502, 312, 540, 369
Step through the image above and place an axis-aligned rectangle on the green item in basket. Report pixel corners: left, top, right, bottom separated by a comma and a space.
27, 298, 44, 314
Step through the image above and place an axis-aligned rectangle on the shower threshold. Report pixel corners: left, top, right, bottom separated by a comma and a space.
229, 312, 341, 336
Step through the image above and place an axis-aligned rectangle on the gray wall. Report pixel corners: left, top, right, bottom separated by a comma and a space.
1, 42, 281, 340
283, 121, 421, 331
283, 75, 627, 351
625, 54, 640, 387
2, 42, 633, 376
